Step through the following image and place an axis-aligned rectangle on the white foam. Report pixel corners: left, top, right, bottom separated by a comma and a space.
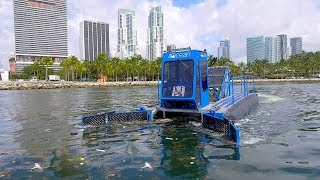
242, 137, 264, 145
258, 94, 285, 103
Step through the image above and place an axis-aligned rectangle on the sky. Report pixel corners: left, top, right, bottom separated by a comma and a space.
1, 0, 320, 70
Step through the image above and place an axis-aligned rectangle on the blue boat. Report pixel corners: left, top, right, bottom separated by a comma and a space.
82, 48, 258, 145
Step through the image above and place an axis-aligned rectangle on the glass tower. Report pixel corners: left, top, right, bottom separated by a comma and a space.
146, 6, 164, 61
117, 9, 137, 59
290, 37, 303, 56
246, 36, 265, 64
265, 36, 281, 63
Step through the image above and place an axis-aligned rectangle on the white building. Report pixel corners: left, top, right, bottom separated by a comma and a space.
265, 36, 281, 63
0, 69, 9, 81
117, 9, 137, 59
217, 38, 230, 59
286, 46, 292, 59
80, 20, 110, 61
146, 6, 164, 61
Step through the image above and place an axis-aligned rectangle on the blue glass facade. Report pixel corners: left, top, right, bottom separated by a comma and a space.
247, 36, 265, 63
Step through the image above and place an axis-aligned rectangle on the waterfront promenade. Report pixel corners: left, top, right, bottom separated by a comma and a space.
0, 78, 319, 90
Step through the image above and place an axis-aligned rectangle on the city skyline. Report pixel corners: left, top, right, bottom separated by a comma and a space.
1, 0, 320, 69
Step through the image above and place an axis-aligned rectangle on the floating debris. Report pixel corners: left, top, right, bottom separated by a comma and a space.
189, 121, 202, 127
165, 137, 173, 140
154, 119, 173, 124
31, 163, 43, 171
96, 149, 106, 152
70, 132, 78, 135
297, 161, 309, 165
141, 162, 153, 171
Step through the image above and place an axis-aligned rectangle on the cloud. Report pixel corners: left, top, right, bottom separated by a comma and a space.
1, 0, 320, 69
0, 0, 14, 69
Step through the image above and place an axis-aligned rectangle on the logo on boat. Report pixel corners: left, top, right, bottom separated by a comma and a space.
169, 52, 191, 59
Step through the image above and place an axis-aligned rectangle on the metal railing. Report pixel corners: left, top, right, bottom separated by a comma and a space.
230, 76, 256, 105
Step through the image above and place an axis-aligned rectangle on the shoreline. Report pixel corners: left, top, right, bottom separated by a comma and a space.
0, 78, 319, 90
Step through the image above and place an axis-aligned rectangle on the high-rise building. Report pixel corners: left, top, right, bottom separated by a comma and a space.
217, 38, 230, 59
13, 0, 68, 73
117, 9, 137, 59
146, 6, 164, 61
246, 36, 265, 64
80, 20, 110, 61
290, 37, 303, 56
265, 36, 281, 63
166, 44, 176, 52
286, 46, 291, 59
278, 34, 287, 60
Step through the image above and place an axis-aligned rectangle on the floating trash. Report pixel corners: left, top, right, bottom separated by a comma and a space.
31, 163, 43, 171
70, 132, 78, 135
141, 162, 153, 171
96, 149, 106, 152
165, 137, 173, 140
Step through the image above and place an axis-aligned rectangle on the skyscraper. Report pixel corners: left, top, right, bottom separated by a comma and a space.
80, 20, 110, 61
278, 34, 287, 60
117, 9, 137, 59
146, 6, 164, 61
13, 0, 68, 72
290, 37, 303, 56
247, 36, 265, 64
265, 36, 281, 63
217, 38, 230, 59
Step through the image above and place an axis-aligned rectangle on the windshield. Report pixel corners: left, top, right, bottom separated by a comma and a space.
162, 60, 194, 98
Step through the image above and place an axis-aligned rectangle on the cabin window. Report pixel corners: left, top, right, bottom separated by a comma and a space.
162, 60, 194, 98
201, 60, 208, 91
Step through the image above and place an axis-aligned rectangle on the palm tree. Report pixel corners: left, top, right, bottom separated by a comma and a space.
39, 57, 54, 80
31, 61, 40, 80
155, 57, 162, 80
208, 55, 217, 67
94, 53, 108, 77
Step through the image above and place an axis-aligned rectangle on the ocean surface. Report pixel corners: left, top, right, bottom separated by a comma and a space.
0, 83, 319, 179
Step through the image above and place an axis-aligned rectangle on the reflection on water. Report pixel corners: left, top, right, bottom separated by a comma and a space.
0, 83, 320, 179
